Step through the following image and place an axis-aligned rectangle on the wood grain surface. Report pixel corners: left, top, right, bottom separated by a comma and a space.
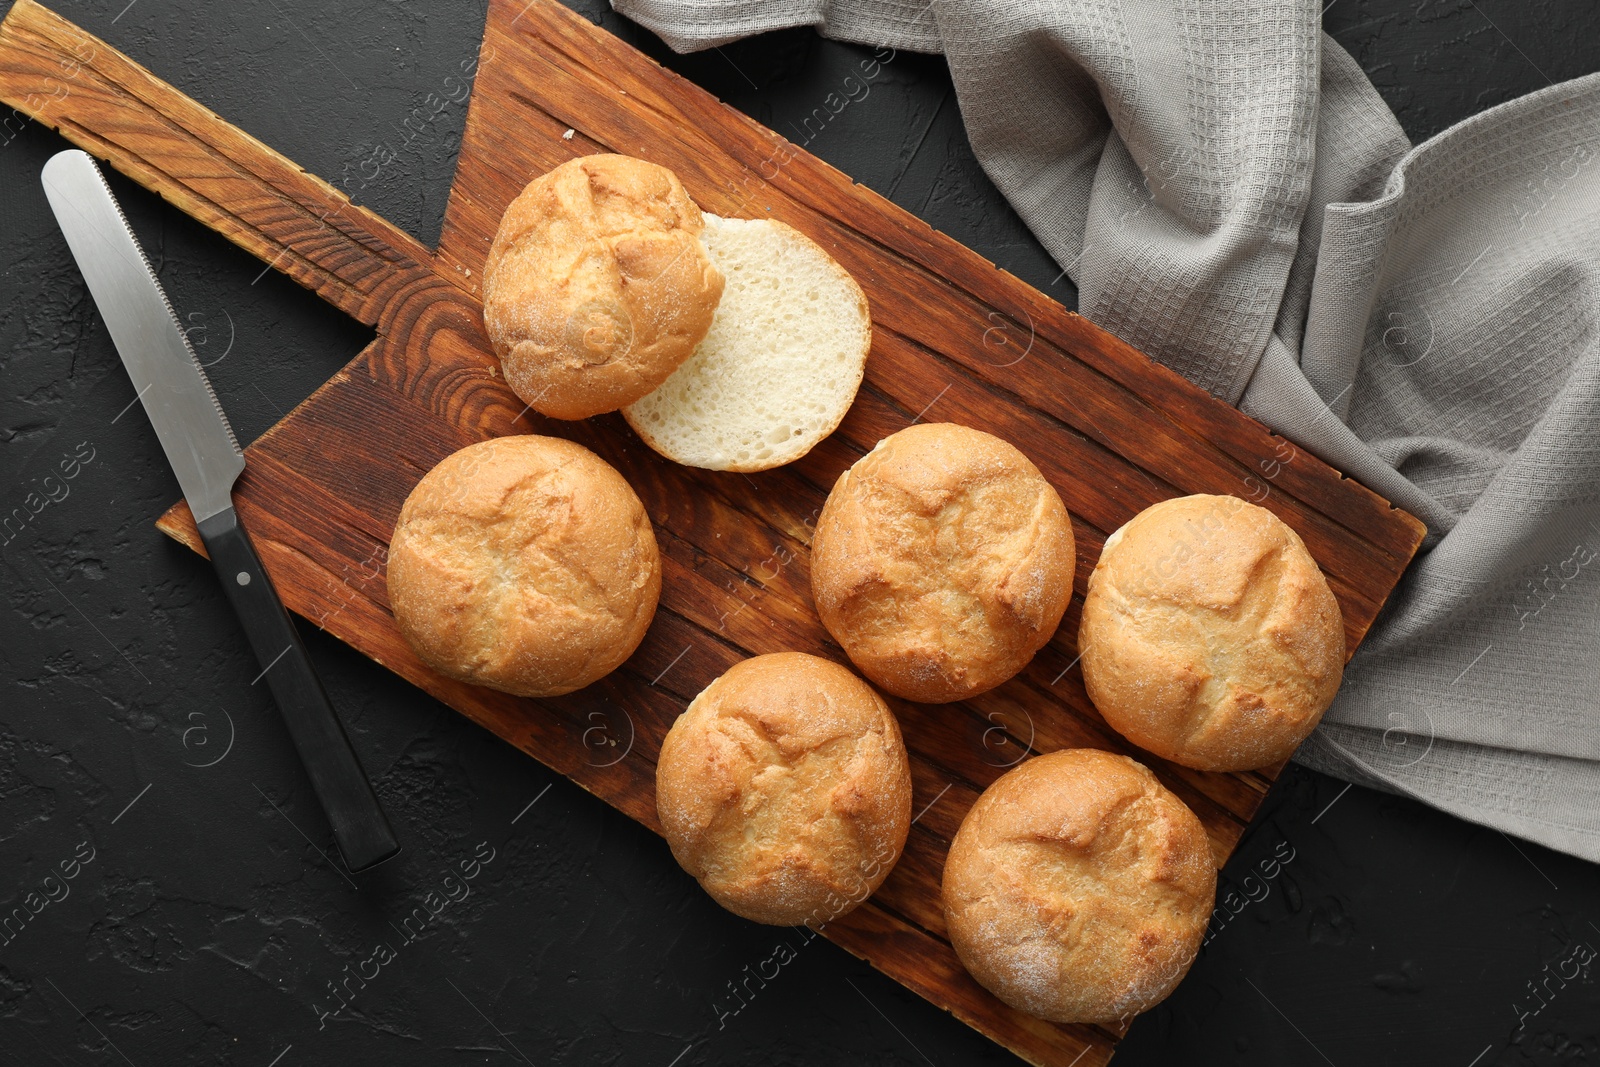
0, 1, 1427, 1062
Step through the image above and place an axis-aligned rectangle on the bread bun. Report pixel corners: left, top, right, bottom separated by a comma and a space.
655, 652, 911, 926
482, 155, 724, 420
942, 749, 1216, 1024
1079, 494, 1344, 771
622, 215, 870, 471
809, 423, 1076, 703
386, 435, 660, 698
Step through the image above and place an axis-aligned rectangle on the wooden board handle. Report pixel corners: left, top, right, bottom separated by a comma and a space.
0, 0, 441, 328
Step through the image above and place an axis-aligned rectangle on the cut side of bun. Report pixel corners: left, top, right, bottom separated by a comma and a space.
622, 215, 871, 472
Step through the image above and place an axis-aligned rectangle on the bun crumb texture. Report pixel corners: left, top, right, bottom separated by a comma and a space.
623, 214, 870, 472
655, 653, 912, 926
386, 435, 660, 699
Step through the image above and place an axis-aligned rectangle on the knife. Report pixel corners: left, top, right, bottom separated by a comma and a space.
41, 149, 399, 873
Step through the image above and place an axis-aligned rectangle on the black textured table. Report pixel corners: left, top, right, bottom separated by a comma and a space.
1, 2, 1597, 1064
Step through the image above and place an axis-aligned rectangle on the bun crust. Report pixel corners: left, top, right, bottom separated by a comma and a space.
482, 155, 724, 420
386, 435, 660, 698
941, 749, 1216, 1024
1079, 494, 1345, 771
655, 653, 912, 926
810, 423, 1076, 703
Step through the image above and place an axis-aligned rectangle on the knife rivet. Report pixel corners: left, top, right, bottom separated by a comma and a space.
236, 571, 251, 586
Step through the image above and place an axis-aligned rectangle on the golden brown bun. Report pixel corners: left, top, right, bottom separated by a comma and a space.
942, 749, 1216, 1024
386, 435, 660, 698
481, 155, 724, 420
655, 652, 912, 926
1079, 494, 1345, 771
809, 423, 1076, 703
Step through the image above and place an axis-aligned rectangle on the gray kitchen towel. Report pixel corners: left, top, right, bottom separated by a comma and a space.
614, 0, 1600, 862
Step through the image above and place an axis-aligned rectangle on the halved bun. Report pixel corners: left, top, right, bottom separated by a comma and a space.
481, 155, 724, 420
622, 215, 870, 472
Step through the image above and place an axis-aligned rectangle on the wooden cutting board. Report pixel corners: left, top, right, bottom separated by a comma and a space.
0, 1, 1426, 1062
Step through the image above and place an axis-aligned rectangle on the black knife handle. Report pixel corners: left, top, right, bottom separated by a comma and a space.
197, 507, 399, 873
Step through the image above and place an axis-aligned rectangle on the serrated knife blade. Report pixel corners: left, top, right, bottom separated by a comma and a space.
41, 149, 243, 522
41, 149, 399, 873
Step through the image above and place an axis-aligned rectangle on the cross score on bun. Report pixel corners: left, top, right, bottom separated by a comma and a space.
1079, 494, 1345, 771
942, 749, 1217, 1024
386, 435, 660, 698
481, 154, 724, 420
809, 423, 1076, 703
655, 653, 912, 926
623, 214, 871, 472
